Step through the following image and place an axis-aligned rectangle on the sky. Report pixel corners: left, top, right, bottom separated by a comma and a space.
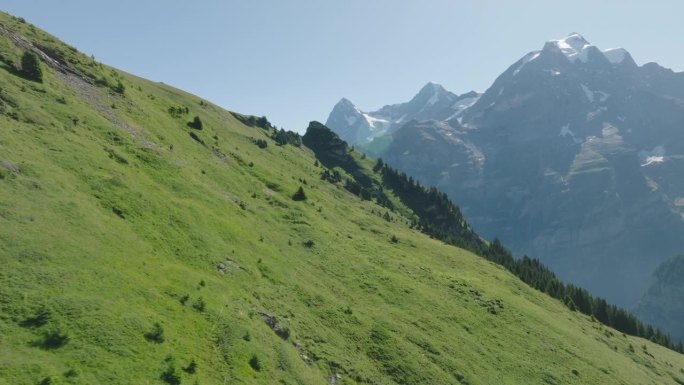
2, 0, 683, 132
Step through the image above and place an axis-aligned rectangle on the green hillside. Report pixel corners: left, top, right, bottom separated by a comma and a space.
1, 12, 683, 385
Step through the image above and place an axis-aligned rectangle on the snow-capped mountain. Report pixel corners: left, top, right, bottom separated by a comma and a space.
324, 98, 392, 145
325, 82, 480, 144
324, 33, 684, 314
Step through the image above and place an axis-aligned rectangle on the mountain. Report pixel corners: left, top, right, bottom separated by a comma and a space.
325, 82, 479, 145
2, 14, 684, 384
637, 255, 684, 342
326, 33, 684, 312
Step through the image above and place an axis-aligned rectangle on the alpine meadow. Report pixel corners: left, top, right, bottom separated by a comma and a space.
1, 10, 684, 385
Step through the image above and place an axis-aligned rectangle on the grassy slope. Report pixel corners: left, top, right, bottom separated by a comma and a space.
0, 12, 683, 385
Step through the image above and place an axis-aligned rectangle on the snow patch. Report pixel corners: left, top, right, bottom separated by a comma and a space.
642, 156, 664, 166
581, 84, 610, 103
559, 124, 581, 143
546, 33, 631, 65
452, 96, 480, 110
513, 51, 541, 75
446, 95, 481, 121
364, 114, 390, 129
639, 146, 666, 166
603, 48, 628, 64
550, 33, 593, 63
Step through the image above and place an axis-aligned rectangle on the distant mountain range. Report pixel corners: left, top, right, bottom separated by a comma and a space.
326, 82, 480, 146
326, 33, 684, 315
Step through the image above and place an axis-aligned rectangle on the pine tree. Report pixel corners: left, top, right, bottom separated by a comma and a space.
292, 186, 307, 201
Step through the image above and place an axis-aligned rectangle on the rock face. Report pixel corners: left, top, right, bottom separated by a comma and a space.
325, 33, 684, 309
636, 255, 684, 342
302, 120, 355, 168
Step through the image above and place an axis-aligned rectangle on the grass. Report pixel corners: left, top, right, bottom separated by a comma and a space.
0, 10, 684, 384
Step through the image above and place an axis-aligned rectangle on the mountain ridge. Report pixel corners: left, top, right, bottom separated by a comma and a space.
326, 82, 480, 145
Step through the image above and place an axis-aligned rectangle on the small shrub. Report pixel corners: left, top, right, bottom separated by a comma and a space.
292, 186, 307, 201
38, 376, 56, 385
192, 297, 206, 312
36, 328, 69, 349
303, 240, 315, 248
19, 52, 42, 82
183, 359, 197, 374
253, 138, 268, 149
249, 354, 261, 371
390, 235, 399, 244
571, 368, 579, 376
144, 322, 165, 343
188, 116, 203, 130
168, 105, 189, 117
112, 80, 125, 94
20, 305, 51, 328
179, 294, 189, 305
95, 77, 109, 87
160, 364, 181, 385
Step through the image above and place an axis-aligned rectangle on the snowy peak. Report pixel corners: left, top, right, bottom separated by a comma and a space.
544, 33, 632, 65
415, 81, 449, 101
329, 98, 363, 124
408, 81, 458, 110
421, 81, 447, 93
326, 83, 478, 145
511, 33, 633, 76
333, 97, 359, 112
543, 33, 598, 63
325, 96, 393, 144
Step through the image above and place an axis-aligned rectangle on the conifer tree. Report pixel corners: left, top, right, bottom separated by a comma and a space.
292, 186, 307, 201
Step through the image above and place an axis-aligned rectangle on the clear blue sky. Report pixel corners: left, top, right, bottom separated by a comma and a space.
2, 0, 683, 132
